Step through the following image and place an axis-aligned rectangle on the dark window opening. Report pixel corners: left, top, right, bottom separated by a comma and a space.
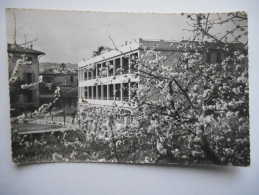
103, 85, 107, 100
24, 73, 32, 84
84, 87, 87, 98
101, 62, 107, 77
45, 76, 53, 83
98, 85, 102, 100
93, 86, 96, 99
108, 84, 114, 100
108, 60, 114, 77
115, 84, 121, 101
89, 87, 92, 99
88, 71, 92, 80
26, 57, 33, 65
70, 75, 74, 82
84, 72, 87, 80
115, 58, 121, 76
93, 66, 96, 79
123, 83, 129, 101
122, 57, 129, 74
97, 64, 101, 78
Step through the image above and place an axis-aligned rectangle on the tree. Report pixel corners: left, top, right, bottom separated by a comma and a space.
92, 46, 111, 57
60, 63, 66, 72
77, 12, 249, 166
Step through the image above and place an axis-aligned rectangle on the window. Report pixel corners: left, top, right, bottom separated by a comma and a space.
84, 72, 87, 80
108, 84, 114, 100
97, 64, 101, 77
115, 58, 121, 76
26, 57, 33, 65
130, 53, 138, 73
108, 60, 114, 77
115, 84, 121, 101
88, 71, 92, 80
45, 76, 53, 83
70, 75, 74, 82
103, 85, 107, 100
122, 57, 129, 74
93, 86, 96, 99
24, 73, 32, 84
98, 85, 102, 99
122, 83, 129, 101
93, 66, 96, 79
84, 87, 87, 98
89, 87, 92, 99
206, 52, 211, 63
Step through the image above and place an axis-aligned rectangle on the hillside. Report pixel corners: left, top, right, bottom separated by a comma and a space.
40, 62, 78, 69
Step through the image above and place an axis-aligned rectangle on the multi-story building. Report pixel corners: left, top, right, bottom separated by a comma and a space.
78, 40, 143, 111
78, 38, 244, 113
8, 43, 45, 114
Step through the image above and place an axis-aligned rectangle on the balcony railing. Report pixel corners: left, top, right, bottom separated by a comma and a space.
82, 97, 129, 101
107, 97, 114, 100
108, 72, 114, 77
122, 97, 129, 101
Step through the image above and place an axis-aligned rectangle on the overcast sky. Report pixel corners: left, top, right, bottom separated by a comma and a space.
5, 9, 245, 64
5, 9, 194, 64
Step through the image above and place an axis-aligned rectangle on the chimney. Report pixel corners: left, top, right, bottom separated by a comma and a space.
30, 44, 33, 49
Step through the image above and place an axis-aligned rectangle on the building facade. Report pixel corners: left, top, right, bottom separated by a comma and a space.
78, 39, 242, 112
78, 40, 143, 111
8, 43, 45, 114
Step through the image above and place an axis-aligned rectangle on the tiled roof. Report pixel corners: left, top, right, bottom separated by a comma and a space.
7, 43, 45, 55
40, 69, 77, 75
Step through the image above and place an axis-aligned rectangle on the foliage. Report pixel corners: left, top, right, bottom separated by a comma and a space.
92, 46, 112, 57
9, 79, 24, 106
75, 12, 249, 166
11, 12, 250, 166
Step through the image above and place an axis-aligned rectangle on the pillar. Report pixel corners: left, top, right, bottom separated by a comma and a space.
107, 84, 110, 100
96, 85, 99, 100
113, 59, 115, 76
101, 85, 103, 100
113, 83, 116, 101
128, 55, 131, 74
128, 82, 131, 100
120, 83, 123, 101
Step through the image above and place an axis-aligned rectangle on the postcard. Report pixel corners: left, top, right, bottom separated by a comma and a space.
6, 9, 249, 166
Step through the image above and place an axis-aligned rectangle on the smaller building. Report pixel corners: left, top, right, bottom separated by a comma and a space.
39, 67, 78, 114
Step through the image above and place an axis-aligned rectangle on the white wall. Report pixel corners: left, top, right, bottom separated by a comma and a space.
0, 1, 259, 195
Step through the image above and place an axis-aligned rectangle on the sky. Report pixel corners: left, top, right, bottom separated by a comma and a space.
5, 9, 193, 64
5, 9, 246, 64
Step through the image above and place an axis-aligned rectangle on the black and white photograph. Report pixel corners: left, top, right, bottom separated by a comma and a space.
6, 9, 249, 166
